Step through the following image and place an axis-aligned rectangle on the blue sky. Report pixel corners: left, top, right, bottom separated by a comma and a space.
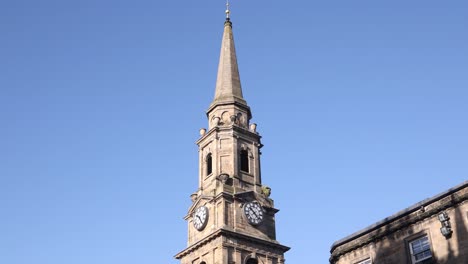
1, 1, 467, 263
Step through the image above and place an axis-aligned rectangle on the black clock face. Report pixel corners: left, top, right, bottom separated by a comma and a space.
193, 206, 209, 231
244, 201, 264, 225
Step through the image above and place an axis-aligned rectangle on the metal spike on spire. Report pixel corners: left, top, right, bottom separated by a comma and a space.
225, 0, 231, 20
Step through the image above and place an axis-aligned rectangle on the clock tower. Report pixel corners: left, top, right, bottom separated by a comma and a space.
175, 5, 290, 264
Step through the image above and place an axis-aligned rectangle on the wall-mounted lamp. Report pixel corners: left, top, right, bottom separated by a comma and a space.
438, 212, 449, 222
438, 212, 453, 238
441, 226, 452, 237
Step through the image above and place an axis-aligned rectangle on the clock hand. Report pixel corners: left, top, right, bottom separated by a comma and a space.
251, 210, 258, 218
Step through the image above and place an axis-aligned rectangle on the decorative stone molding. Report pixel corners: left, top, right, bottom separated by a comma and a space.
250, 123, 257, 133
199, 128, 206, 136
212, 116, 221, 126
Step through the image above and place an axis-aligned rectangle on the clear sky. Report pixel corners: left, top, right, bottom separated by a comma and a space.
1, 1, 467, 263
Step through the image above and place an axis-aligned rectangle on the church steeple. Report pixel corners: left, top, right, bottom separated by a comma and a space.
175, 4, 289, 263
208, 5, 250, 117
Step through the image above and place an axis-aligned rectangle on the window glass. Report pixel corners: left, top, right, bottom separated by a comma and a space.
240, 150, 249, 173
206, 154, 212, 175
246, 259, 258, 264
409, 236, 432, 263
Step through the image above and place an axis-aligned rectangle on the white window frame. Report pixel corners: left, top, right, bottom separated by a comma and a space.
356, 258, 372, 264
409, 235, 433, 263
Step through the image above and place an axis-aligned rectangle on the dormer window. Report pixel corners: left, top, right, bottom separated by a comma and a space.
206, 153, 213, 175
240, 149, 249, 173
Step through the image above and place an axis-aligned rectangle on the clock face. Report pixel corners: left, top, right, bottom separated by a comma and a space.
244, 201, 264, 225
193, 206, 209, 231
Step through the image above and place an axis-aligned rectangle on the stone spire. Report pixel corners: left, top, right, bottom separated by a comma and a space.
208, 11, 249, 113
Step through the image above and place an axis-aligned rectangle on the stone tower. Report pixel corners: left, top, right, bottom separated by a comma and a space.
175, 8, 290, 264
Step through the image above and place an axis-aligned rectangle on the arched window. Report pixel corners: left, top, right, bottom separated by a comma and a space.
246, 258, 258, 264
240, 149, 249, 173
206, 153, 212, 175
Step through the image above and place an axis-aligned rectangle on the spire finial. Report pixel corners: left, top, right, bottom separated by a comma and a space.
225, 0, 231, 20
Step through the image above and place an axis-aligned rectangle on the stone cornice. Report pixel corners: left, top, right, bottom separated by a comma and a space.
231, 125, 262, 142
196, 125, 261, 147
220, 228, 290, 253
175, 228, 290, 259
206, 101, 252, 120
175, 229, 223, 259
196, 127, 219, 146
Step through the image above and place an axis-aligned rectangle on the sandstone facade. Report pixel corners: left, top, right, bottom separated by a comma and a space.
330, 182, 468, 264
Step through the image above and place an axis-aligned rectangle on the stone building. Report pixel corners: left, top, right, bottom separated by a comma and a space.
330, 181, 468, 264
175, 6, 289, 264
